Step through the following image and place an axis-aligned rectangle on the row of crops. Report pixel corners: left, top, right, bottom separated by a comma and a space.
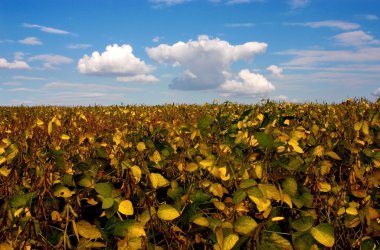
0, 99, 379, 249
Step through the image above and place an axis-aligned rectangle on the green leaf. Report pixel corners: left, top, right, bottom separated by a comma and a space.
101, 197, 114, 209
310, 223, 335, 247
300, 192, 314, 208
52, 184, 73, 198
157, 204, 180, 221
76, 220, 102, 240
9, 192, 36, 208
291, 216, 314, 232
282, 177, 298, 197
292, 231, 315, 250
95, 182, 112, 198
198, 115, 213, 131
234, 216, 258, 235
360, 238, 375, 250
254, 132, 274, 149
239, 179, 256, 189
258, 233, 294, 250
233, 189, 247, 204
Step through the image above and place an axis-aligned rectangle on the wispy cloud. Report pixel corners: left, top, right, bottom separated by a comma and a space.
355, 14, 378, 21
8, 87, 39, 92
373, 87, 380, 97
13, 75, 46, 81
286, 20, 360, 30
150, 0, 191, 7
67, 44, 92, 49
225, 23, 254, 28
22, 23, 72, 35
18, 37, 42, 45
28, 54, 73, 70
0, 58, 30, 70
333, 30, 380, 47
288, 0, 310, 9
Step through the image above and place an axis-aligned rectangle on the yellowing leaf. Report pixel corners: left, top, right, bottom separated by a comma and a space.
193, 217, 209, 227
271, 217, 285, 221
130, 165, 141, 183
76, 220, 102, 239
248, 196, 271, 212
213, 201, 226, 211
288, 139, 304, 154
47, 121, 53, 135
0, 167, 11, 177
318, 182, 331, 192
209, 183, 224, 198
284, 119, 290, 125
199, 159, 214, 168
222, 233, 239, 250
362, 121, 369, 135
255, 164, 263, 179
136, 142, 146, 152
313, 145, 324, 157
150, 150, 161, 164
61, 134, 70, 140
118, 200, 134, 216
150, 173, 169, 189
186, 162, 198, 172
219, 167, 230, 181
51, 211, 62, 221
234, 216, 258, 235
325, 151, 342, 160
126, 222, 146, 238
0, 242, 13, 250
345, 207, 358, 215
139, 207, 156, 226
354, 121, 362, 131
157, 204, 180, 221
0, 157, 6, 166
53, 185, 73, 198
337, 207, 346, 216
310, 223, 335, 247
36, 118, 44, 126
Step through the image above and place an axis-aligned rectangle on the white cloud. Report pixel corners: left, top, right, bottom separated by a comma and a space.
150, 0, 191, 6
67, 44, 92, 49
266, 65, 284, 78
18, 37, 42, 45
22, 23, 71, 35
288, 20, 360, 30
0, 58, 30, 70
373, 87, 380, 96
153, 36, 161, 43
225, 23, 254, 28
78, 44, 154, 77
355, 14, 378, 21
116, 74, 159, 83
9, 87, 39, 92
288, 0, 310, 9
333, 30, 380, 47
220, 69, 275, 98
14, 52, 25, 61
146, 35, 267, 90
28, 54, 73, 69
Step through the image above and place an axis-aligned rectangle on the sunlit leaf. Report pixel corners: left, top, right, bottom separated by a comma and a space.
234, 215, 258, 235
310, 223, 335, 247
118, 200, 134, 216
221, 233, 239, 250
157, 204, 180, 221
76, 220, 102, 239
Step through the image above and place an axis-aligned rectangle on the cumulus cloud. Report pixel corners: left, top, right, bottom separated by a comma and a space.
266, 65, 284, 78
19, 37, 42, 45
287, 20, 360, 30
29, 54, 73, 69
373, 87, 380, 97
220, 69, 275, 98
67, 44, 92, 49
78, 44, 157, 83
0, 57, 30, 70
333, 30, 380, 47
22, 23, 71, 35
146, 35, 267, 90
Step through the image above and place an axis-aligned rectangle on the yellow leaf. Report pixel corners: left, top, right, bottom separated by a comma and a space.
219, 167, 230, 181
36, 118, 44, 126
248, 196, 271, 212
271, 217, 285, 221
76, 220, 102, 239
310, 223, 335, 247
345, 207, 358, 215
354, 121, 362, 131
0, 242, 13, 250
0, 167, 11, 177
325, 151, 342, 160
150, 150, 161, 164
199, 159, 214, 168
337, 207, 346, 216
61, 134, 70, 140
51, 211, 62, 221
185, 162, 198, 172
234, 216, 258, 235
222, 234, 239, 250
157, 204, 180, 221
126, 222, 146, 238
130, 165, 141, 183
313, 145, 324, 157
79, 114, 87, 121
193, 217, 209, 227
318, 182, 331, 192
209, 183, 224, 198
288, 139, 304, 154
0, 147, 4, 155
150, 173, 169, 189
118, 200, 134, 216
47, 121, 53, 135
53, 185, 73, 198
139, 207, 156, 226
136, 142, 146, 152
213, 201, 226, 211
362, 121, 369, 135
254, 164, 263, 179
256, 114, 264, 121
282, 193, 293, 208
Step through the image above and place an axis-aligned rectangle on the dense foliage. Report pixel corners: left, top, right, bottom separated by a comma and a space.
0, 99, 379, 249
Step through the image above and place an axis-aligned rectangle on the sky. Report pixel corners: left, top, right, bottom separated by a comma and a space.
0, 0, 380, 105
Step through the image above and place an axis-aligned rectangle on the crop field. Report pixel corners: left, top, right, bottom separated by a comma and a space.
0, 99, 379, 249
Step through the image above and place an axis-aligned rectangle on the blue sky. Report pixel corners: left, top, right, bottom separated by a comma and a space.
0, 0, 379, 105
